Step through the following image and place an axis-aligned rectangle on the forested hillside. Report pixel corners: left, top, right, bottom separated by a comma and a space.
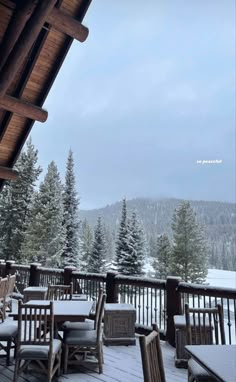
80, 198, 236, 271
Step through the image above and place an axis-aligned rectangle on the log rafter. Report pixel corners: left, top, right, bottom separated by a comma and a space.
0, 166, 18, 181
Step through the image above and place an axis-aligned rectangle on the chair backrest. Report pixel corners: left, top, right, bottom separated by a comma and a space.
139, 324, 166, 382
0, 277, 8, 300
6, 274, 16, 297
96, 293, 106, 342
17, 300, 54, 351
94, 288, 104, 330
185, 303, 225, 345
47, 283, 73, 300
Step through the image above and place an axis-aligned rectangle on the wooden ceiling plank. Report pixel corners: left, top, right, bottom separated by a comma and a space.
47, 7, 89, 42
0, 94, 48, 122
0, 165, 18, 180
0, 0, 58, 97
0, 0, 38, 73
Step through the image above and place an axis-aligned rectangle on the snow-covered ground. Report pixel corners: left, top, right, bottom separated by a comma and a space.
207, 269, 236, 289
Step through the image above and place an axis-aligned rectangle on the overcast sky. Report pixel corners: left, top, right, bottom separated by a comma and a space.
31, 0, 235, 209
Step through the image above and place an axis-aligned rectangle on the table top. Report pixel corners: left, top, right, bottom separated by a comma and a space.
185, 345, 236, 382
23, 286, 48, 292
105, 303, 136, 311
10, 299, 94, 322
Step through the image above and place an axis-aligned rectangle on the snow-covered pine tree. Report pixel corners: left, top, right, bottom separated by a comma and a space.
62, 149, 80, 267
125, 212, 145, 275
79, 219, 94, 271
170, 201, 208, 283
152, 233, 172, 279
115, 198, 130, 273
0, 138, 41, 261
87, 216, 106, 273
22, 161, 65, 266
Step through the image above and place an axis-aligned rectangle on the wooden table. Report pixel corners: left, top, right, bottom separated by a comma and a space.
10, 299, 94, 337
185, 345, 236, 382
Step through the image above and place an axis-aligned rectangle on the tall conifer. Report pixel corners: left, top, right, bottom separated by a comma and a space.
0, 138, 41, 261
62, 150, 80, 267
171, 201, 208, 283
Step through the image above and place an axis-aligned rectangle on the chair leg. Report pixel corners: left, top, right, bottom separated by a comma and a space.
13, 359, 20, 382
98, 344, 103, 374
63, 345, 69, 374
6, 339, 11, 366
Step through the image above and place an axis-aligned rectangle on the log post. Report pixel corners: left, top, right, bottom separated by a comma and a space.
5, 260, 15, 276
64, 266, 76, 286
0, 0, 58, 96
166, 276, 182, 346
106, 272, 118, 303
29, 263, 41, 286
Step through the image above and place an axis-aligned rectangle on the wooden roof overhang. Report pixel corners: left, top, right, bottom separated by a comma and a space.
0, 0, 92, 187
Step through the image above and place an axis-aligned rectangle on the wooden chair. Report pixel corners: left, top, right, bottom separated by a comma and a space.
62, 288, 104, 331
139, 323, 166, 382
0, 322, 18, 365
63, 293, 106, 374
13, 300, 62, 382
185, 303, 225, 382
0, 277, 8, 321
47, 282, 73, 300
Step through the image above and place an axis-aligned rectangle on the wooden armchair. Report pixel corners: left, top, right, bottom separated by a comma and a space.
139, 323, 166, 382
13, 300, 62, 382
185, 303, 225, 382
47, 282, 73, 300
63, 287, 104, 331
63, 293, 106, 374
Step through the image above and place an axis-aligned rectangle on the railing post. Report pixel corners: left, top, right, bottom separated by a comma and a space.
5, 260, 15, 276
64, 266, 76, 285
29, 263, 41, 286
166, 276, 182, 347
106, 272, 118, 303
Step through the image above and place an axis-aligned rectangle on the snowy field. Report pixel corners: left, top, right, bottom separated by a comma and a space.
207, 269, 236, 289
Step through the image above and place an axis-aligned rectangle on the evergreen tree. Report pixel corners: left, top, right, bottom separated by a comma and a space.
87, 217, 106, 273
62, 149, 80, 267
0, 138, 41, 261
152, 234, 172, 279
126, 212, 144, 275
115, 198, 130, 273
80, 219, 93, 271
22, 161, 65, 266
170, 201, 208, 283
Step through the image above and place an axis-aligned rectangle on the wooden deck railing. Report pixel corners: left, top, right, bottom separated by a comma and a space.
1, 260, 236, 346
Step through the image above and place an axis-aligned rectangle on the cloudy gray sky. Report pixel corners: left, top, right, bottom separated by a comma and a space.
31, 0, 235, 209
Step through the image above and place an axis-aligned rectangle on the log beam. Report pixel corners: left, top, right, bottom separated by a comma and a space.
47, 8, 89, 42
0, 95, 48, 122
0, 0, 38, 72
0, 166, 18, 181
0, 0, 57, 97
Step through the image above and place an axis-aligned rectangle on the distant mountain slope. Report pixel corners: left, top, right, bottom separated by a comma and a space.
80, 198, 236, 270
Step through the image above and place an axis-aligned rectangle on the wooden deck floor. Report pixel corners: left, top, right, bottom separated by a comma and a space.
0, 337, 187, 382
0, 302, 187, 382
